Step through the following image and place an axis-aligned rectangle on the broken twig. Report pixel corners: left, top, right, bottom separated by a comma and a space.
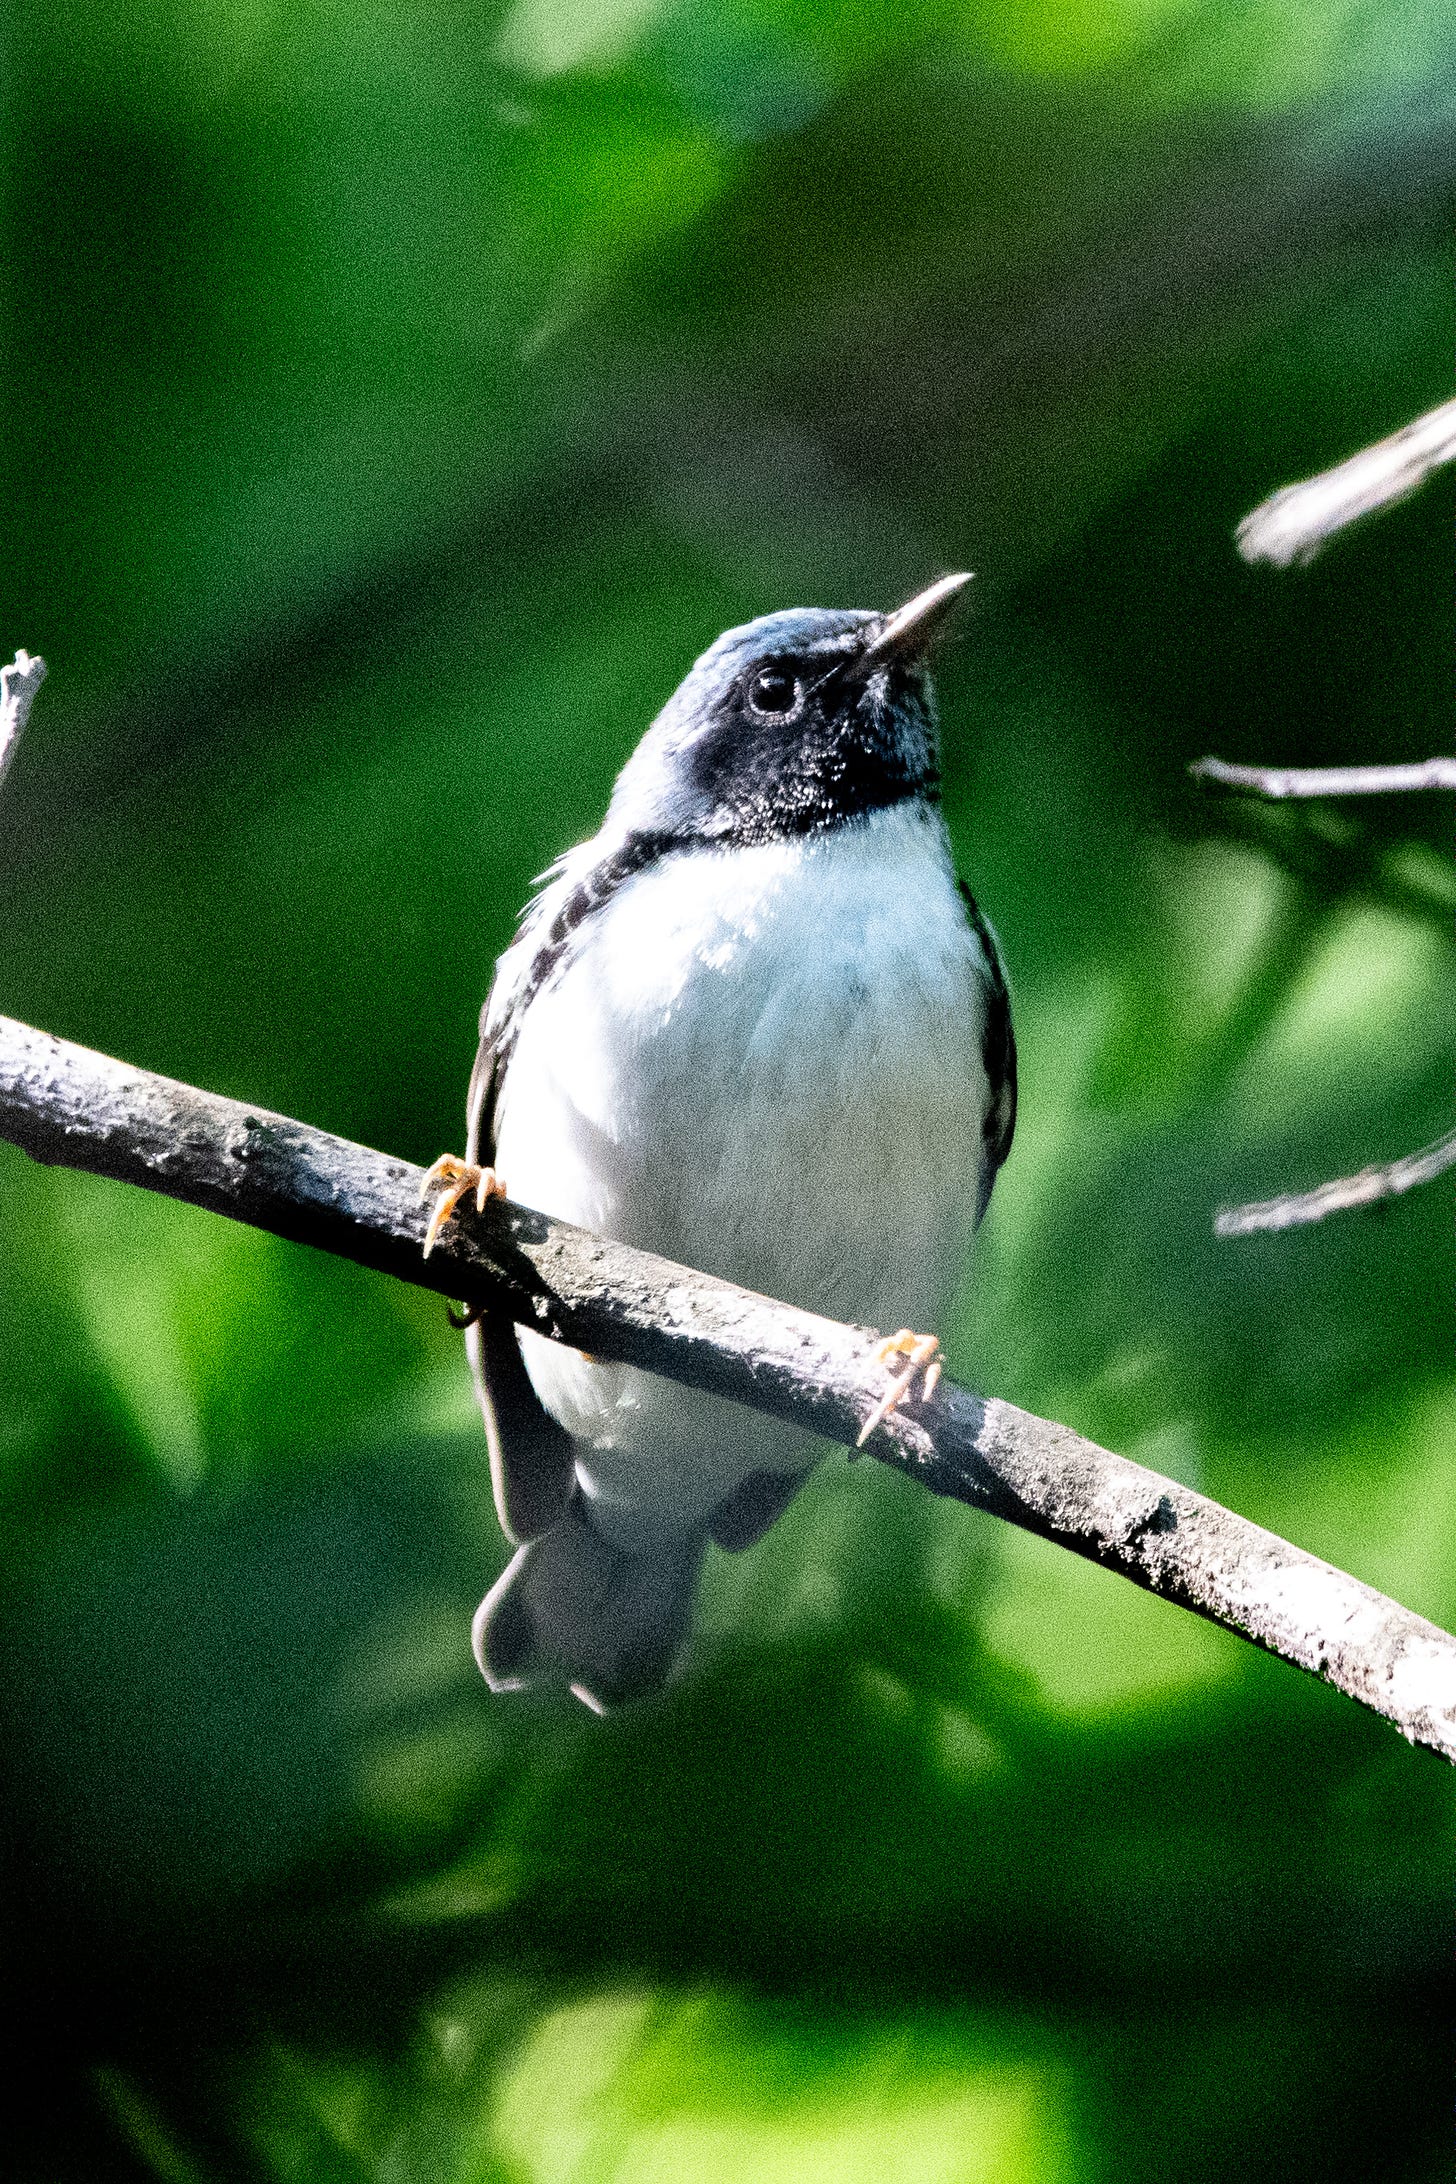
0, 651, 46, 795
1237, 395, 1456, 568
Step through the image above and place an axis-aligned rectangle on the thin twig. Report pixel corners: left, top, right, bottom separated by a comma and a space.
1216, 1126, 1456, 1237
1193, 730, 1456, 1234
1, 1012, 1455, 1760
1236, 395, 1456, 568
1191, 753, 1456, 798
0, 651, 46, 794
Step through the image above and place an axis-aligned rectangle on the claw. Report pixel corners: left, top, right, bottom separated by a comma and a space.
856, 1329, 942, 1447
419, 1155, 507, 1258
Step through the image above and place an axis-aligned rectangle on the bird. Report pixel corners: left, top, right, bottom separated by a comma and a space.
422, 573, 1016, 1711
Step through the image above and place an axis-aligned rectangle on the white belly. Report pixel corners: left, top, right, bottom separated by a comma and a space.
491, 802, 992, 1550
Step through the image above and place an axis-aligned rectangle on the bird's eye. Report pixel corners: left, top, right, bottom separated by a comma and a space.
746, 666, 802, 717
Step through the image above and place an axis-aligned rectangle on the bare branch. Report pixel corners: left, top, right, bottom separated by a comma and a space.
1190, 752, 1456, 798
1237, 395, 1456, 568
1192, 744, 1456, 1232
1, 1012, 1455, 1760
1216, 1126, 1456, 1238
0, 651, 46, 794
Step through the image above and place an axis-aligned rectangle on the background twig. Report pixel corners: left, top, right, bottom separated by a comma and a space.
2, 1008, 1455, 1760
1190, 752, 1456, 797
1192, 608, 1456, 1233
1236, 394, 1456, 568
1215, 1126, 1456, 1236
0, 652, 46, 794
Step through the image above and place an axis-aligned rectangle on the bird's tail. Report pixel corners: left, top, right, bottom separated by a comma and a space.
473, 1492, 704, 1710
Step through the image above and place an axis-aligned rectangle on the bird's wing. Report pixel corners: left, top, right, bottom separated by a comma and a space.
464, 975, 576, 1547
958, 881, 1017, 1224
462, 832, 674, 1545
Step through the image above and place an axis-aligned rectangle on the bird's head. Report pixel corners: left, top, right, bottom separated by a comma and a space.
606, 573, 973, 849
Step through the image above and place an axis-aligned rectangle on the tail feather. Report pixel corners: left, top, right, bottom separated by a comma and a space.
473, 1493, 704, 1709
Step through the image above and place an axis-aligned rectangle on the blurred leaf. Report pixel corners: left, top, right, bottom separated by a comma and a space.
4, 2, 1456, 2178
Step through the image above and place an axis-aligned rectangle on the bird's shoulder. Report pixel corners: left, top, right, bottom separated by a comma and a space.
465, 827, 692, 1540
466, 825, 676, 1162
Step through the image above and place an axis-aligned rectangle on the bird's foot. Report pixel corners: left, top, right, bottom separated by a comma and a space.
856, 1329, 942, 1447
419, 1155, 507, 1257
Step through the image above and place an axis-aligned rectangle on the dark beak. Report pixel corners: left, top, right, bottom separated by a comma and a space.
862, 572, 974, 662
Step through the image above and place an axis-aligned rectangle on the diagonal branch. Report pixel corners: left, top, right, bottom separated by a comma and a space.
2, 1010, 1455, 1761
1215, 1125, 1456, 1237
1236, 394, 1456, 568
1190, 753, 1456, 798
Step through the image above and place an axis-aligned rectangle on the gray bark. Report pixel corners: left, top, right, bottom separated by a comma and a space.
3, 1010, 1455, 1758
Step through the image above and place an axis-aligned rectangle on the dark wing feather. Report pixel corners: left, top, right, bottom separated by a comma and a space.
464, 985, 576, 1546
958, 881, 1017, 1225
463, 834, 682, 1545
463, 1009, 502, 1171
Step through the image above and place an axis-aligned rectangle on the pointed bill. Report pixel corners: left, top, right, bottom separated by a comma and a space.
863, 572, 973, 660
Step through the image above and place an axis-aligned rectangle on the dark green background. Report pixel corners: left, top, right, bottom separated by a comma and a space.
3, 2, 1454, 2177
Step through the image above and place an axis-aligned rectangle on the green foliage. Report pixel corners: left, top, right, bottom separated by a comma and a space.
2, 1, 1454, 2176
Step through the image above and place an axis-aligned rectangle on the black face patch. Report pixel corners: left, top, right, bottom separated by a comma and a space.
472, 616, 954, 1151
683, 653, 940, 847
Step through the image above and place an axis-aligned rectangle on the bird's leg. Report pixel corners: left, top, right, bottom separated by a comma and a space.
419, 1154, 507, 1258
856, 1329, 943, 1447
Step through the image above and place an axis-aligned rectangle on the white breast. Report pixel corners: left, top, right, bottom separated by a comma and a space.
492, 802, 993, 1550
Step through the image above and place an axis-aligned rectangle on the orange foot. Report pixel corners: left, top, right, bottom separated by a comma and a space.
857, 1329, 942, 1447
419, 1154, 507, 1257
